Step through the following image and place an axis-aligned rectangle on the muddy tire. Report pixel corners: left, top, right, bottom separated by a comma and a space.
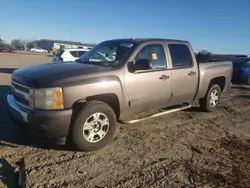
199, 84, 221, 112
70, 100, 116, 151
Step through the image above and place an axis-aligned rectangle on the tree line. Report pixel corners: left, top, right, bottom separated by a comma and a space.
1, 37, 220, 60
0, 38, 36, 50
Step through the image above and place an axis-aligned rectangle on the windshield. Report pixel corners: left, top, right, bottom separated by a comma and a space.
77, 41, 134, 67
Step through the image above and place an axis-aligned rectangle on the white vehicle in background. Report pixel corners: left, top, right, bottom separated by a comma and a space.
89, 51, 116, 62
30, 47, 48, 53
53, 48, 90, 62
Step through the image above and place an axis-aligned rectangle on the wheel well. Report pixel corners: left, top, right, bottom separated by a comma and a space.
209, 76, 226, 91
73, 93, 120, 119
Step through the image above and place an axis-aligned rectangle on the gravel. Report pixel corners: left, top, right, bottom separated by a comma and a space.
0, 53, 250, 188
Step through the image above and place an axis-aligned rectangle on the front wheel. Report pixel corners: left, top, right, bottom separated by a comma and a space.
69, 100, 116, 151
199, 84, 221, 112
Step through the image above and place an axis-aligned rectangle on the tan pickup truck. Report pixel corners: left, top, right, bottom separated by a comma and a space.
7, 38, 233, 151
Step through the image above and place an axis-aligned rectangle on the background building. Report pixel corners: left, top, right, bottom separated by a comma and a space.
35, 39, 95, 51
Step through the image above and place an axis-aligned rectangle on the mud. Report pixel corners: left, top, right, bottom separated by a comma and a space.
0, 53, 250, 188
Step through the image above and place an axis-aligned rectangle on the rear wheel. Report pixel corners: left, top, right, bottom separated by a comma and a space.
199, 84, 221, 112
69, 100, 116, 151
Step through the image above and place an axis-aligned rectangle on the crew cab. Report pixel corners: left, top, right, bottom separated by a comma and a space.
7, 38, 233, 151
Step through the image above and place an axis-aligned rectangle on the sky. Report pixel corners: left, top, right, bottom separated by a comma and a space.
0, 0, 249, 54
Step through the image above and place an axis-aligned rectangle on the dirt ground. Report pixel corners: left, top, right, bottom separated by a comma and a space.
0, 53, 250, 188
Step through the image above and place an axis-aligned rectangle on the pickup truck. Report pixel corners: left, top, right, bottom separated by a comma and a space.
7, 38, 233, 151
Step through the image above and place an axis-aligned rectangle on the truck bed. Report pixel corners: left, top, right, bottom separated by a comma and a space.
196, 60, 233, 99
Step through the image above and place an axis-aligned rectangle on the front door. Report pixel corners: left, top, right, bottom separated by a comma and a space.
124, 43, 172, 115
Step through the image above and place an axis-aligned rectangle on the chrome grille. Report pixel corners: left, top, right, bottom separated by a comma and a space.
10, 79, 31, 109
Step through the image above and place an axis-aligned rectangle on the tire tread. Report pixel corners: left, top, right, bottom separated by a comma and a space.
70, 100, 116, 151
199, 84, 221, 112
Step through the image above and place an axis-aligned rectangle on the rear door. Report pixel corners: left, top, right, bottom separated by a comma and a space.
69, 50, 87, 61
167, 43, 199, 105
124, 43, 172, 114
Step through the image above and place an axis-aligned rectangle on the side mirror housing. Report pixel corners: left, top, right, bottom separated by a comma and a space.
127, 59, 152, 72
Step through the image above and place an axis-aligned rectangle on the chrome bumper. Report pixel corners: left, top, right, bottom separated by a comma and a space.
7, 94, 28, 122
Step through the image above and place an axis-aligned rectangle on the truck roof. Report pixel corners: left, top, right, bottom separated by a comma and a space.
104, 38, 189, 44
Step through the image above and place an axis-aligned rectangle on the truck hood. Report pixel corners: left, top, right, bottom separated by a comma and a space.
12, 61, 113, 87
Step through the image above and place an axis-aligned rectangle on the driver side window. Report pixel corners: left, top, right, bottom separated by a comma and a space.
135, 44, 167, 69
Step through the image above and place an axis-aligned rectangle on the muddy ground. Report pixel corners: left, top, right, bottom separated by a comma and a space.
0, 53, 250, 188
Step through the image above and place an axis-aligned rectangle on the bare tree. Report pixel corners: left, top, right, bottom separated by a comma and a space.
0, 38, 10, 48
26, 40, 35, 49
11, 39, 23, 48
0, 38, 4, 47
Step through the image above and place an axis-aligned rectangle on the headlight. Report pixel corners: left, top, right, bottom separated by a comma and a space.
30, 87, 64, 110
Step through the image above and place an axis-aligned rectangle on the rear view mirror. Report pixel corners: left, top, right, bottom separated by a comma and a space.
127, 59, 152, 72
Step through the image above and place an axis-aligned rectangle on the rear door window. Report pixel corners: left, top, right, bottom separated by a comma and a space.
70, 51, 78, 58
168, 44, 193, 68
70, 51, 88, 58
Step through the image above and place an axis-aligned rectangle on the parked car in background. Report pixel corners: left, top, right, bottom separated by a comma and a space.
9, 48, 16, 53
30, 47, 48, 53
52, 48, 90, 62
0, 47, 16, 53
7, 38, 233, 151
231, 57, 250, 85
233, 55, 248, 58
0, 47, 9, 52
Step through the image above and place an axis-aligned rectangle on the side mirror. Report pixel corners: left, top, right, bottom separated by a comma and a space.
128, 59, 152, 72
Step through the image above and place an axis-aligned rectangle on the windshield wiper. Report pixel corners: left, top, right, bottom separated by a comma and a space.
76, 59, 114, 67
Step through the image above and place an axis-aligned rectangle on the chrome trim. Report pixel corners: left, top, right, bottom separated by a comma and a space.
119, 103, 192, 124
10, 78, 32, 110
16, 100, 30, 110
11, 85, 29, 100
11, 79, 31, 90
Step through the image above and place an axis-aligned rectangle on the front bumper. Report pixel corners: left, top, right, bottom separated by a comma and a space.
7, 94, 72, 140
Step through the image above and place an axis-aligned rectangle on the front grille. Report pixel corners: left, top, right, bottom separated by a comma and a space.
10, 79, 31, 109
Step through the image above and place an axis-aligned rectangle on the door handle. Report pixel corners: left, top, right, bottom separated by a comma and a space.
159, 74, 170, 81
188, 71, 196, 76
